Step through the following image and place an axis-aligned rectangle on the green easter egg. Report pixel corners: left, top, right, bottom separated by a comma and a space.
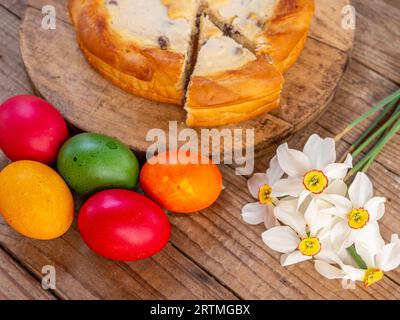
57, 133, 139, 196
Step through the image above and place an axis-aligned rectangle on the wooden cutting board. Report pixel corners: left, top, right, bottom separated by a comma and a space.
20, 0, 354, 158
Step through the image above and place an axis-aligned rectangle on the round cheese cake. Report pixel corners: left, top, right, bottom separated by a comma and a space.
68, 0, 314, 127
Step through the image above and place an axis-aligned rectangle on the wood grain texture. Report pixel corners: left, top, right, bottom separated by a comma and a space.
0, 152, 236, 300
0, 4, 32, 99
0, 249, 54, 300
309, 0, 355, 52
0, 0, 26, 17
19, 0, 353, 158
0, 4, 50, 300
0, 0, 400, 300
351, 0, 400, 85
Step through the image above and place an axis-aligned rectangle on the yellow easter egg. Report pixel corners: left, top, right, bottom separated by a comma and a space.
0, 160, 74, 240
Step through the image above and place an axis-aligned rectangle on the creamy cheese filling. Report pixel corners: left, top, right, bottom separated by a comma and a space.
106, 0, 198, 53
199, 14, 223, 45
194, 33, 256, 76
206, 0, 277, 39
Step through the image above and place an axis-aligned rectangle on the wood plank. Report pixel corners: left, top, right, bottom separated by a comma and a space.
0, 6, 32, 99
309, 0, 355, 52
0, 249, 54, 300
0, 0, 26, 18
0, 226, 239, 300
273, 38, 350, 131
317, 61, 400, 175
351, 0, 400, 85
0, 151, 236, 300
0, 212, 237, 300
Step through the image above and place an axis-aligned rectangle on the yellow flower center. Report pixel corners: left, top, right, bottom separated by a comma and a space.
363, 269, 384, 288
298, 237, 321, 256
303, 170, 329, 194
348, 208, 370, 229
258, 184, 273, 204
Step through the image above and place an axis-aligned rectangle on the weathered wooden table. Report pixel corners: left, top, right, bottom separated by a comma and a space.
0, 0, 399, 300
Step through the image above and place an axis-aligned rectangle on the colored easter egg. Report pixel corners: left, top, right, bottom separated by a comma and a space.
0, 95, 68, 164
78, 189, 170, 261
57, 133, 139, 196
140, 151, 223, 213
0, 160, 74, 240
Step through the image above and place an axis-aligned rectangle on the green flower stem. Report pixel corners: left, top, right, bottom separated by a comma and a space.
338, 96, 400, 164
351, 108, 400, 158
347, 245, 367, 270
335, 89, 400, 141
383, 100, 400, 134
361, 116, 400, 173
351, 112, 400, 174
351, 98, 398, 154
339, 92, 400, 270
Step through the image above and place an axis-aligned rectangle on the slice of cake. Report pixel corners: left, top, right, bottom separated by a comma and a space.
185, 15, 284, 127
68, 0, 201, 104
204, 0, 315, 72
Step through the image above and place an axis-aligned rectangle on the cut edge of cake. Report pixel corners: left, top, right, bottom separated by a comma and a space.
203, 0, 315, 73
184, 14, 284, 127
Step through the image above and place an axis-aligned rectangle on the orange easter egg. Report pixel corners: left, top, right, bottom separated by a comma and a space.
140, 151, 223, 213
0, 160, 74, 240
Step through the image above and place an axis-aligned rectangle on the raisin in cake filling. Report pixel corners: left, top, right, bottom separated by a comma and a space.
206, 0, 276, 37
204, 0, 277, 52
104, 0, 201, 103
106, 0, 198, 53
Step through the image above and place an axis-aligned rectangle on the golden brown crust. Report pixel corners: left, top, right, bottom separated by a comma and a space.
68, 0, 186, 104
260, 0, 315, 72
68, 0, 314, 126
186, 99, 280, 127
185, 58, 284, 127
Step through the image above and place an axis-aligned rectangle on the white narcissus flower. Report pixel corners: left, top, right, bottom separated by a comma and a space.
262, 199, 334, 266
242, 132, 400, 286
273, 134, 353, 208
320, 172, 385, 253
241, 156, 284, 229
315, 234, 400, 288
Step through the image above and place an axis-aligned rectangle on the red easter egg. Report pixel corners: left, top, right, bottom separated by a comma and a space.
0, 95, 68, 164
78, 189, 170, 261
